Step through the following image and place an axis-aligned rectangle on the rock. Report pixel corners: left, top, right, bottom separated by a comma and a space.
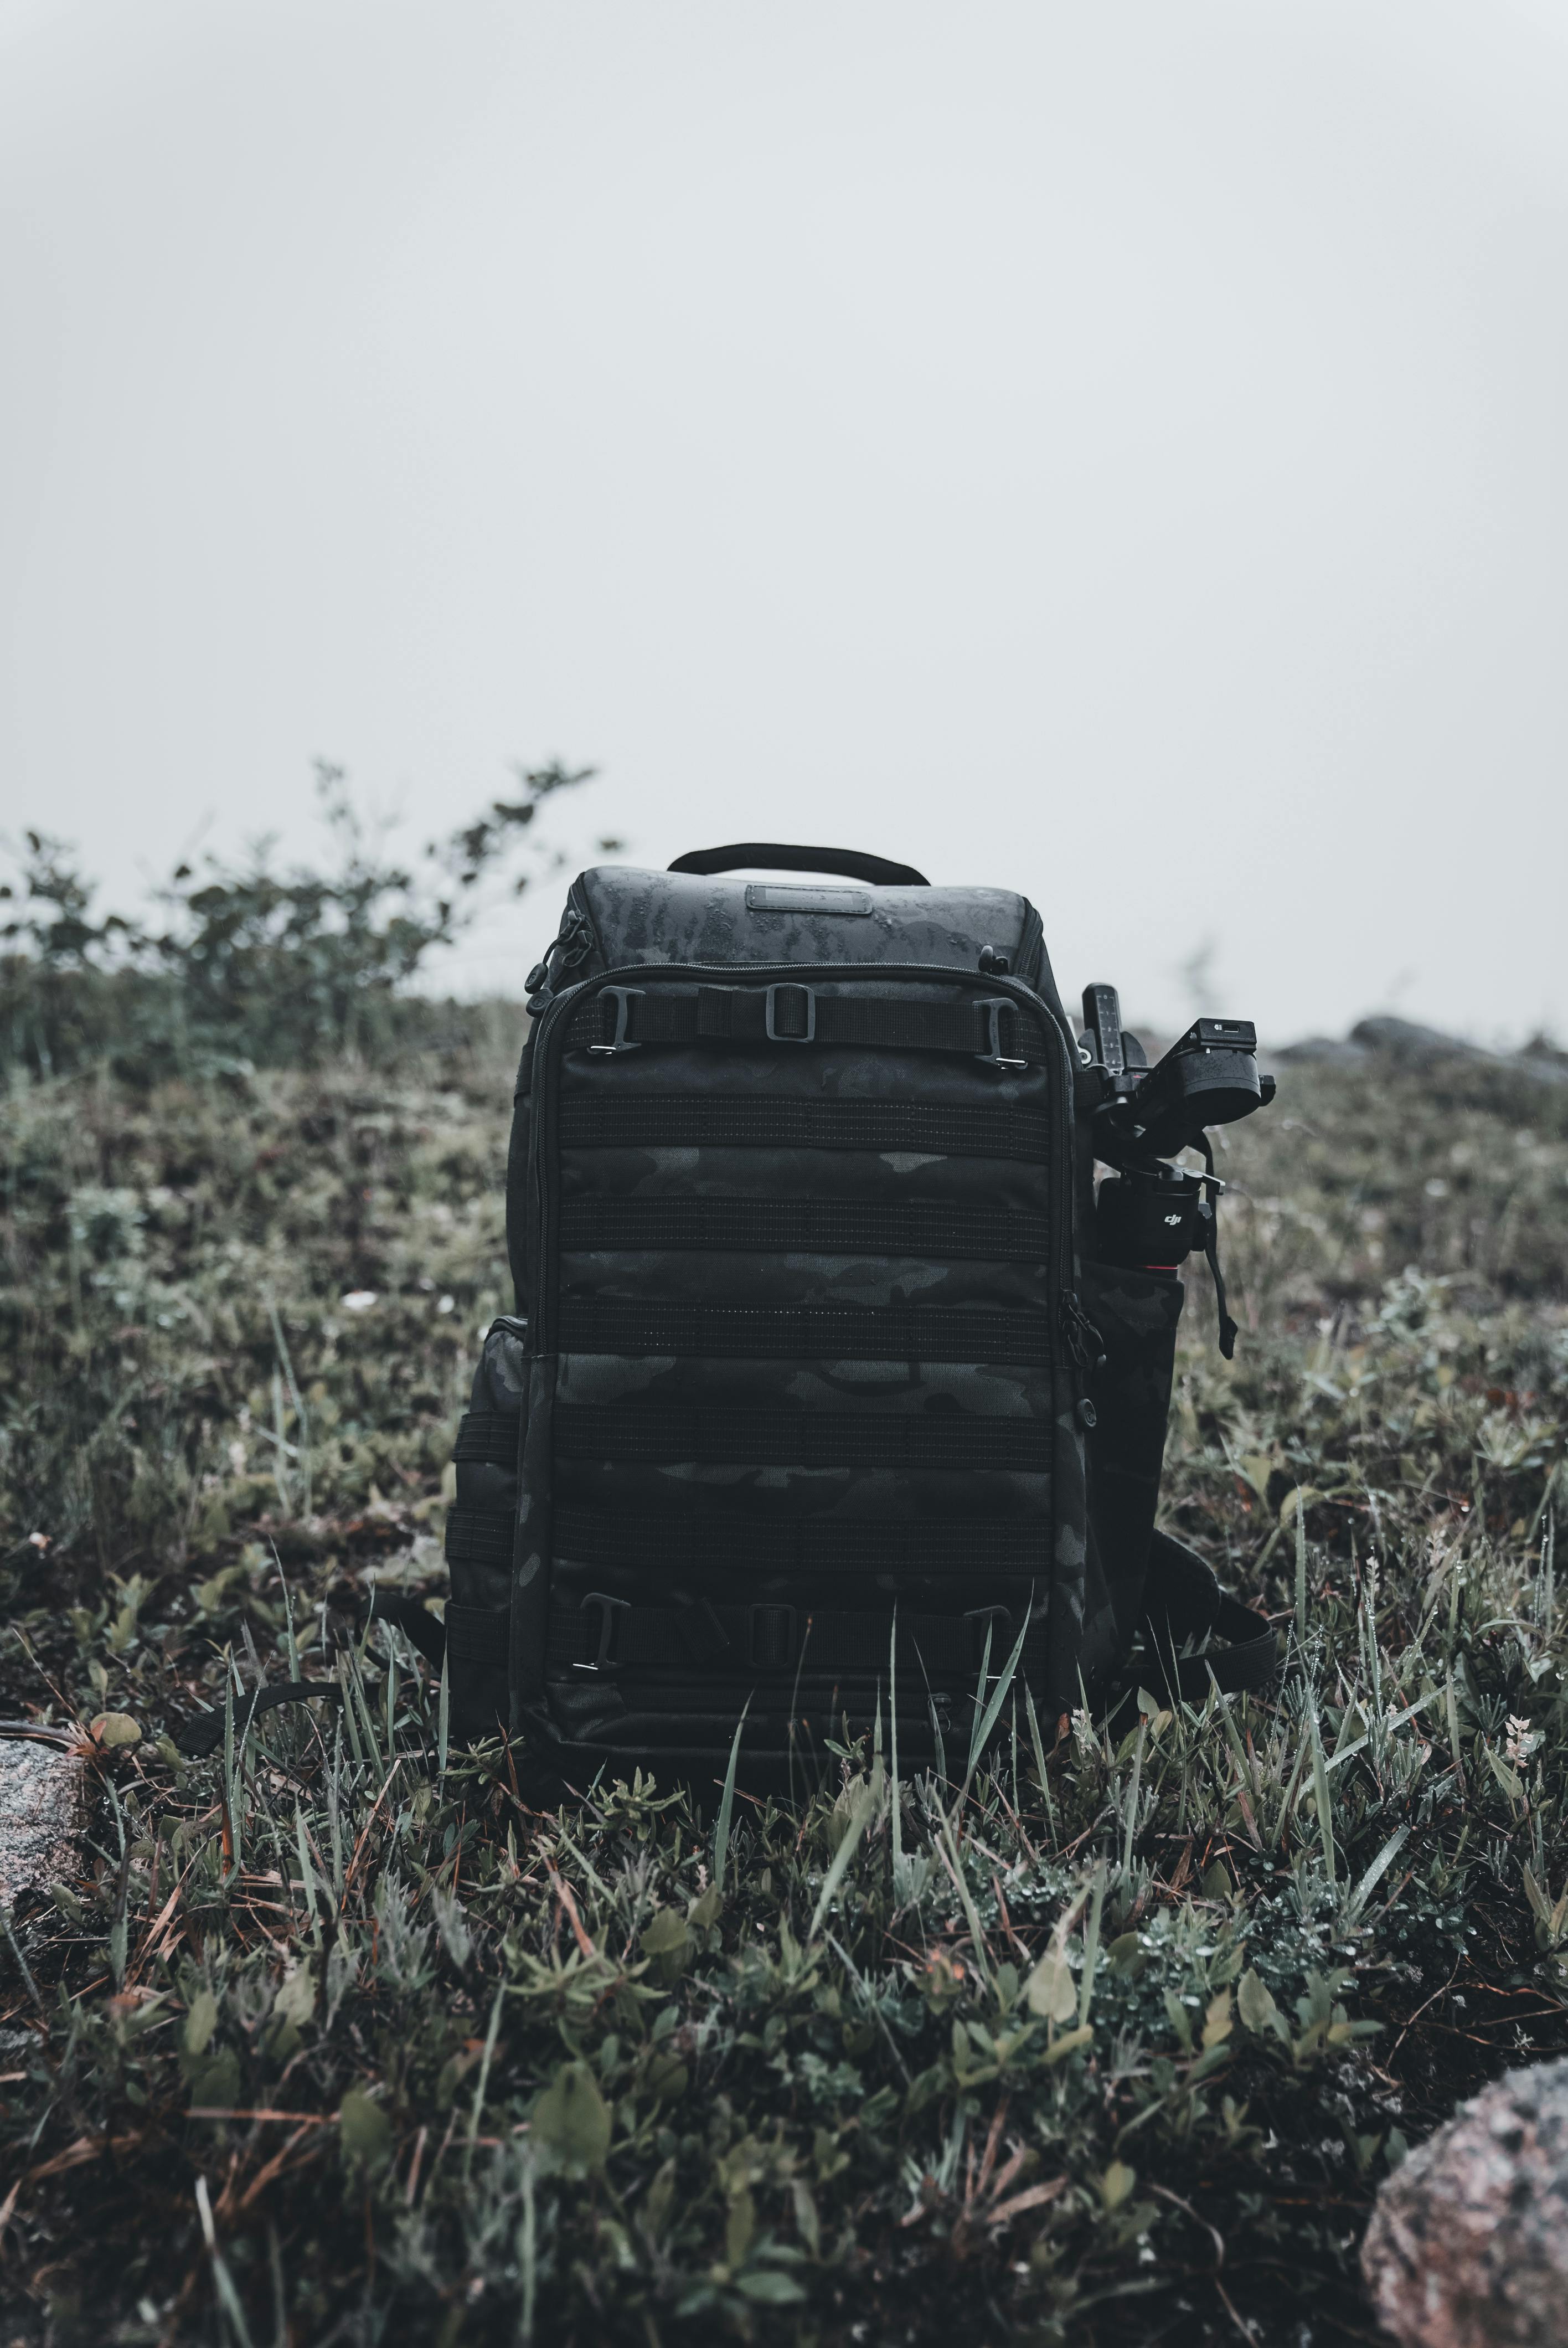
1272, 1035, 1371, 1067
0, 1733, 90, 1911
1361, 2058, 1568, 2346
1268, 1017, 1568, 1087
1513, 1051, 1568, 1088
1349, 1016, 1492, 1066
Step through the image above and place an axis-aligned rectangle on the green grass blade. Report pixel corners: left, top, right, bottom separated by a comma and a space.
280, 1553, 301, 1682
713, 1698, 750, 1896
808, 1762, 880, 1942
936, 1817, 994, 1986
1077, 1862, 1106, 2027
1444, 1665, 1466, 1797
1346, 1823, 1409, 1919
1294, 1501, 1309, 1650
464, 1981, 507, 2181
957, 1602, 1033, 1810
889, 1610, 902, 1875
1311, 1700, 1337, 1887
1121, 1718, 1146, 1877
519, 2154, 537, 2344
1024, 1678, 1057, 1842
964, 1613, 997, 1784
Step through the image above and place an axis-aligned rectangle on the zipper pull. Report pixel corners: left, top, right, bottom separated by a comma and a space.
526, 909, 594, 1012
1059, 1290, 1107, 1384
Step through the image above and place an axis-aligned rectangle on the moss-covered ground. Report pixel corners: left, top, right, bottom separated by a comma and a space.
2, 1032, 1565, 2344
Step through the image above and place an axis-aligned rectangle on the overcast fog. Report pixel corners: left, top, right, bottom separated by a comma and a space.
2, 1, 1565, 1047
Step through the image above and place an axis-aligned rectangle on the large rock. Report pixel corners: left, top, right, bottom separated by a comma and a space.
1271, 1017, 1567, 1085
0, 1733, 89, 1910
1361, 2059, 1568, 2346
1349, 1016, 1492, 1066
1272, 1035, 1371, 1067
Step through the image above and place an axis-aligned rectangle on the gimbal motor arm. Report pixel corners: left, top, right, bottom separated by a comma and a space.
1076, 983, 1277, 1356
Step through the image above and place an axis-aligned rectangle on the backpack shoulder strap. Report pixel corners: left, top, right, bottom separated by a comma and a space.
1139, 1528, 1278, 1702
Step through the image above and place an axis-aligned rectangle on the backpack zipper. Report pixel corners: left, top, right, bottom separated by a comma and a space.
525, 885, 600, 1009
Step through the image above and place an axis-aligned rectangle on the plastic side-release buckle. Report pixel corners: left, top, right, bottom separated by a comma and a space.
764, 982, 816, 1043
573, 1591, 631, 1672
750, 1602, 800, 1668
975, 998, 1027, 1071
589, 987, 645, 1055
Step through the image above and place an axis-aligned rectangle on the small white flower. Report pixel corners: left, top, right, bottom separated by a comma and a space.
437, 1294, 455, 1315
1505, 1714, 1542, 1766
341, 1290, 379, 1313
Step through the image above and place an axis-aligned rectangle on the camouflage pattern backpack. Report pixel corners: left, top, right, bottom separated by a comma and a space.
431, 844, 1277, 1782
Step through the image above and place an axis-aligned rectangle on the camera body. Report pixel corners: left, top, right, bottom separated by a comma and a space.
1078, 985, 1276, 1272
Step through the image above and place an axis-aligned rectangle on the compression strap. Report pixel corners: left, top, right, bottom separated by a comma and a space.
564, 985, 1050, 1066
546, 1594, 1024, 1678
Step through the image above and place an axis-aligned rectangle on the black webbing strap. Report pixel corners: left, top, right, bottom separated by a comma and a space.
1196, 1138, 1240, 1360
553, 1504, 1051, 1576
445, 1510, 515, 1569
558, 1198, 1051, 1262
444, 1602, 510, 1665
553, 1402, 1050, 1472
564, 985, 1049, 1065
558, 1301, 1054, 1363
358, 1590, 447, 1671
173, 1680, 344, 1758
1138, 1529, 1278, 1702
172, 1590, 455, 1756
558, 1096, 1053, 1162
548, 1594, 1011, 1677
452, 1410, 520, 1465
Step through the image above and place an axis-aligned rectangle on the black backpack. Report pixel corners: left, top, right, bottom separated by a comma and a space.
430, 845, 1277, 1782
172, 845, 1276, 1775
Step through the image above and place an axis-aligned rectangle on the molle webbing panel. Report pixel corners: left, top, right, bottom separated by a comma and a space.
553, 1404, 1049, 1472
549, 1507, 1051, 1576
557, 1098, 1054, 1158
555, 1302, 1056, 1361
509, 907, 1089, 1770
557, 1200, 1053, 1259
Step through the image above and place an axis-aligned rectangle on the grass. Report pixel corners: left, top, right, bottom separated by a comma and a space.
1, 1028, 1566, 2345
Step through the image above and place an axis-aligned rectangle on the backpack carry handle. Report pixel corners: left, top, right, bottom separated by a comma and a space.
668, 842, 929, 887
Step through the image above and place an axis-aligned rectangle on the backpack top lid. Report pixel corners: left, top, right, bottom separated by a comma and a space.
574, 854, 1064, 1017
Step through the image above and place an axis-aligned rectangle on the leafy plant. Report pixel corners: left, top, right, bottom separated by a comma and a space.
1, 757, 595, 1080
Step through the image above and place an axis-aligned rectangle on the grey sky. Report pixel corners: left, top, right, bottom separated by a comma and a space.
2, 0, 1565, 1043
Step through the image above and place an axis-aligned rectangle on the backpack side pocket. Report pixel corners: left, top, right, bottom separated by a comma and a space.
1079, 1262, 1184, 1665
443, 1316, 527, 1740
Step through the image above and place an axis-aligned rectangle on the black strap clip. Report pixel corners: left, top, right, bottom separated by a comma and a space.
750, 1602, 799, 1668
764, 982, 816, 1043
574, 1590, 631, 1672
590, 988, 644, 1055
975, 998, 1027, 1072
